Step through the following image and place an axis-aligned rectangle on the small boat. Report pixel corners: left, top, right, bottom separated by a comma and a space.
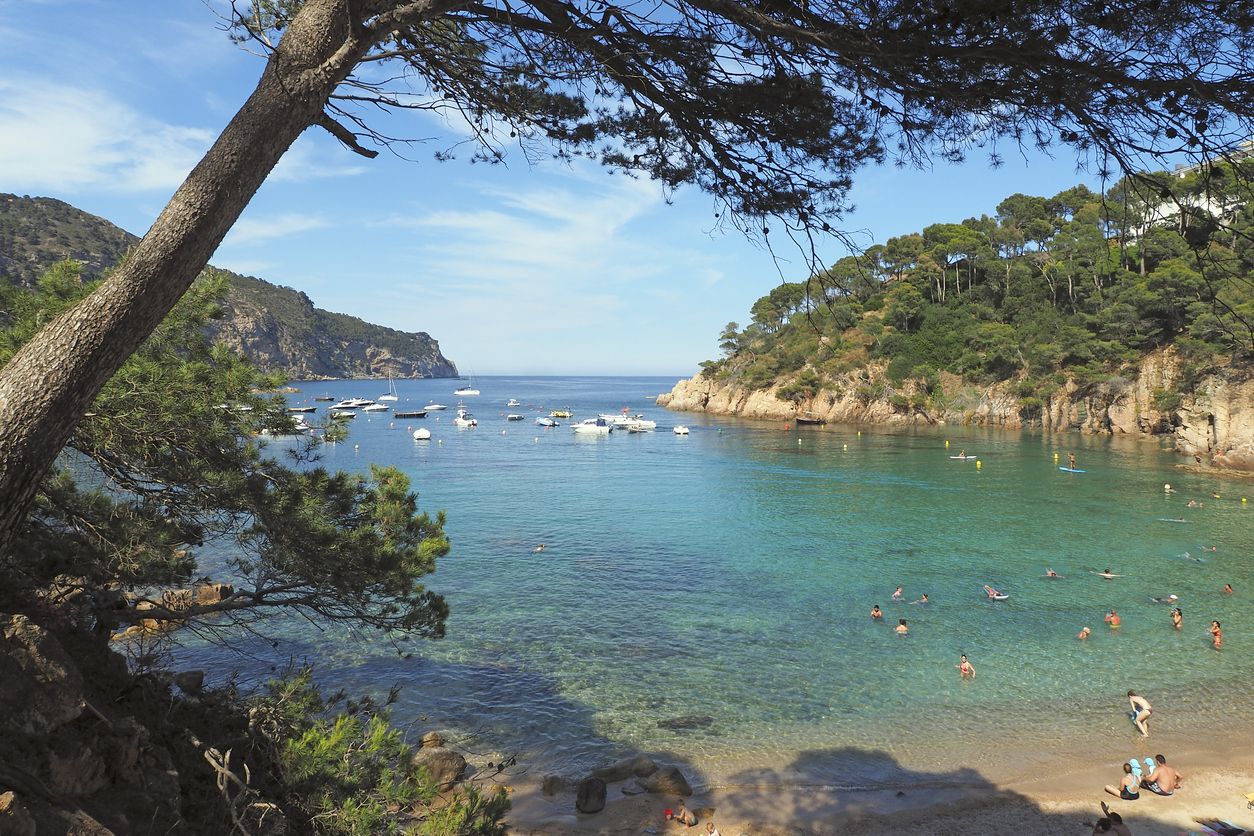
506, 398, 521, 407
331, 397, 374, 409
550, 409, 573, 418
453, 387, 480, 396
362, 403, 389, 413
426, 403, 449, 411
536, 417, 559, 427
673, 425, 690, 435
795, 412, 827, 425
313, 395, 335, 402
453, 407, 478, 428
507, 414, 525, 421
378, 376, 399, 402
627, 424, 653, 433
394, 410, 427, 419
330, 410, 357, 419
412, 428, 431, 440
572, 417, 612, 435
286, 406, 317, 413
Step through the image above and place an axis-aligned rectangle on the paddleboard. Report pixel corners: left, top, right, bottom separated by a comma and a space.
1156, 518, 1188, 523
1091, 571, 1122, 578
949, 455, 978, 460
1058, 466, 1086, 473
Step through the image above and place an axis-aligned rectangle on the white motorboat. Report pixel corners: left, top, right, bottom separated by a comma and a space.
506, 398, 521, 407
572, 417, 612, 435
330, 410, 357, 419
626, 423, 653, 433
426, 402, 449, 411
412, 428, 431, 440
378, 376, 399, 402
453, 407, 478, 427
331, 397, 374, 409
536, 417, 559, 427
506, 414, 525, 421
362, 403, 389, 412
673, 425, 690, 435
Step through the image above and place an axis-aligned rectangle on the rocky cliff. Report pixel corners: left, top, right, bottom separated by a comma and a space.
0, 193, 457, 379
659, 348, 1254, 473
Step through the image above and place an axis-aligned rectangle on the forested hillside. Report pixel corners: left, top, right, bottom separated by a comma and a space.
704, 165, 1254, 413
0, 194, 456, 379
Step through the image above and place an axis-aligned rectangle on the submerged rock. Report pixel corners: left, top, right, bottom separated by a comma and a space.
575, 777, 606, 814
542, 774, 562, 796
641, 765, 692, 796
657, 714, 714, 730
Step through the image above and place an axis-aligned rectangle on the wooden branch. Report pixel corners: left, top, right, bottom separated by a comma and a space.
317, 113, 381, 157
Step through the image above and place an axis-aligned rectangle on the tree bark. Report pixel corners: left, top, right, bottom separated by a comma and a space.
0, 0, 371, 558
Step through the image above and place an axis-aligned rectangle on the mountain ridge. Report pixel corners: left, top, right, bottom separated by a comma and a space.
0, 193, 456, 379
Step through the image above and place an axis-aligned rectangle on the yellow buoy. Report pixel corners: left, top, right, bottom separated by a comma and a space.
1053, 452, 1059, 460
945, 440, 950, 448
842, 443, 848, 450
857, 430, 862, 437
976, 460, 982, 470
1243, 496, 1248, 504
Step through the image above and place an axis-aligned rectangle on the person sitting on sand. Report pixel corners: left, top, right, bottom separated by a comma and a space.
1078, 626, 1092, 640
892, 585, 904, 600
957, 654, 976, 679
983, 584, 1003, 599
666, 800, 697, 826
1141, 754, 1182, 796
870, 604, 883, 619
1105, 609, 1121, 628
895, 619, 908, 635
1100, 803, 1133, 836
1210, 620, 1223, 650
705, 823, 722, 836
1104, 762, 1141, 800
1128, 691, 1151, 737
1171, 608, 1182, 630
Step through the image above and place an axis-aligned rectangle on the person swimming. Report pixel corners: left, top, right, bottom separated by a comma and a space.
1046, 568, 1061, 578
1223, 583, 1234, 594
1150, 594, 1179, 604
532, 544, 546, 553
957, 654, 976, 679
983, 584, 1004, 599
912, 593, 929, 604
1096, 569, 1118, 579
1171, 608, 1182, 630
895, 619, 908, 635
1210, 620, 1223, 650
1105, 609, 1121, 628
891, 586, 904, 600
870, 604, 883, 619
1078, 626, 1092, 640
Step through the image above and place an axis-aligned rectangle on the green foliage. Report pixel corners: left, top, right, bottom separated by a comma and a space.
705, 177, 1254, 396
1152, 388, 1182, 411
254, 669, 509, 835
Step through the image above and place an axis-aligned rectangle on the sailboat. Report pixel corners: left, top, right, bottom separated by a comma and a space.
452, 374, 479, 396
378, 376, 399, 402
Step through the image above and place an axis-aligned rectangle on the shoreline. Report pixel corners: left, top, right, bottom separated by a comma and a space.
504, 733, 1254, 834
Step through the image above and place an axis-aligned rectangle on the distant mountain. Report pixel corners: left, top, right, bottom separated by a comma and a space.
0, 193, 457, 379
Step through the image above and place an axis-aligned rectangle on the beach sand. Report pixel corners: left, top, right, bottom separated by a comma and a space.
505, 740, 1254, 835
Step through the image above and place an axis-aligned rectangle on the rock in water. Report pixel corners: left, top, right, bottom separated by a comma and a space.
173, 670, 205, 694
575, 777, 607, 814
632, 754, 658, 777
542, 775, 562, 796
641, 765, 693, 796
419, 731, 445, 749
411, 746, 466, 791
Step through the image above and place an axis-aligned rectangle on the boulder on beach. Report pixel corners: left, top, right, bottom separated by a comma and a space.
575, 777, 606, 814
411, 746, 466, 791
641, 765, 692, 796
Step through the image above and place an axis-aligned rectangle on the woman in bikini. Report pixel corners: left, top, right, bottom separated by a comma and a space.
1171, 608, 1182, 630
957, 654, 976, 679
1104, 763, 1140, 801
1210, 620, 1223, 650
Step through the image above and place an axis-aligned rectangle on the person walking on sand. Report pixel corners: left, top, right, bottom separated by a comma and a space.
1104, 762, 1141, 800
957, 654, 976, 679
1128, 691, 1151, 737
1210, 620, 1223, 649
1171, 608, 1182, 630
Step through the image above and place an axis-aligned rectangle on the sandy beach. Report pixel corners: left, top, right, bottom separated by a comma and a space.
505, 736, 1254, 835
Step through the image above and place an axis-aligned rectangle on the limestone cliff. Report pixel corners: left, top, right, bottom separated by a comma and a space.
659, 348, 1254, 473
0, 194, 458, 379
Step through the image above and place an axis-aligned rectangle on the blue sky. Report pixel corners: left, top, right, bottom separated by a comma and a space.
0, 1, 1103, 376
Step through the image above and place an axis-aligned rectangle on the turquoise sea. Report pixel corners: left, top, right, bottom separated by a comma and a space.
184, 375, 1253, 787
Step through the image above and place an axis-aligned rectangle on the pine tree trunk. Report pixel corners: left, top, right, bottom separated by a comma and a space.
0, 0, 369, 558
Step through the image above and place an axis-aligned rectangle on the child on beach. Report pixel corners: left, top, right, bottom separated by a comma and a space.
666, 800, 697, 826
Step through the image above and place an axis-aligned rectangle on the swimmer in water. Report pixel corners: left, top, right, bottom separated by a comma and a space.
1151, 594, 1179, 604
892, 586, 904, 600
1205, 545, 1217, 552
532, 544, 546, 553
1171, 608, 1182, 630
1046, 568, 1060, 578
1223, 583, 1234, 595
895, 619, 909, 635
1096, 569, 1118, 579
1105, 609, 1121, 628
983, 584, 1004, 599
912, 593, 929, 604
1210, 620, 1222, 650
870, 604, 883, 619
957, 654, 976, 679
1078, 626, 1092, 640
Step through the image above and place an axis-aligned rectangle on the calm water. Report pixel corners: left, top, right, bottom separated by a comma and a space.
184, 375, 1253, 786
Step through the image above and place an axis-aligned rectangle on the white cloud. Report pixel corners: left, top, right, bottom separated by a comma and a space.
0, 78, 214, 193
222, 213, 331, 246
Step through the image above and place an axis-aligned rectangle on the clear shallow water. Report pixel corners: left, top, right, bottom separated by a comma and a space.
182, 375, 1253, 785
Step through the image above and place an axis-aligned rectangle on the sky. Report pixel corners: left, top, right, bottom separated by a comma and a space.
0, 1, 1104, 376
